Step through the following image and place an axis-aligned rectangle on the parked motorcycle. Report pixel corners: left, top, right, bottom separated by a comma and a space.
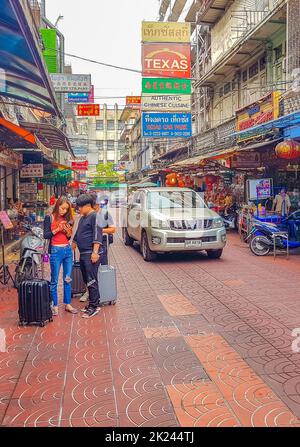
247, 211, 300, 256
219, 204, 239, 230
14, 223, 45, 288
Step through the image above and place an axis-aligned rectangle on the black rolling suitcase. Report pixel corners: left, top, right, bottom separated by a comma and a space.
98, 235, 118, 306
18, 280, 53, 327
72, 252, 85, 297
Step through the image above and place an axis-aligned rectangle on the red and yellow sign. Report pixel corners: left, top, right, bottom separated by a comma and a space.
142, 43, 191, 79
126, 96, 141, 109
71, 160, 88, 171
77, 104, 100, 116
236, 92, 281, 141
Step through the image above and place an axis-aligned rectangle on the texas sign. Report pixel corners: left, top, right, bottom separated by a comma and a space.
142, 43, 191, 79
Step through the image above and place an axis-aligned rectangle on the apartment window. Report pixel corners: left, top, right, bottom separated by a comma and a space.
242, 70, 248, 82
224, 82, 231, 95
96, 120, 104, 131
107, 140, 115, 150
219, 87, 223, 97
249, 62, 259, 79
274, 44, 283, 61
107, 120, 115, 130
260, 54, 266, 71
118, 121, 125, 130
96, 140, 103, 149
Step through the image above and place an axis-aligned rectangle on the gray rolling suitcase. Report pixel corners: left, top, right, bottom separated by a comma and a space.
98, 235, 117, 306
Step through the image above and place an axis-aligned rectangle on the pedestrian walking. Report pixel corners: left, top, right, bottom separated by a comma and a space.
72, 194, 103, 318
44, 197, 77, 316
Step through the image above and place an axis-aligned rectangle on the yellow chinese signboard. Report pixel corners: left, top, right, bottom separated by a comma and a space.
142, 22, 191, 43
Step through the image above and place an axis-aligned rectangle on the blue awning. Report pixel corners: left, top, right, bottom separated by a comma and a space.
231, 111, 300, 139
0, 0, 61, 117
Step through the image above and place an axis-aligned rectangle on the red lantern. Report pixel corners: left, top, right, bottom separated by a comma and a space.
275, 139, 300, 159
166, 173, 178, 187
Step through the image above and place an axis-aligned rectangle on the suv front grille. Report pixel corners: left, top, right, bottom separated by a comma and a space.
169, 219, 213, 231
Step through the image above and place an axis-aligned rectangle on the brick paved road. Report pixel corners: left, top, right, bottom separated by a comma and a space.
1, 233, 300, 427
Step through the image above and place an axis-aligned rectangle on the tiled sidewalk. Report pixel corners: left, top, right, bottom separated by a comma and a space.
0, 233, 300, 427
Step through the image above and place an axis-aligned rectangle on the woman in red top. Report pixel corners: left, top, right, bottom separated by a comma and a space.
44, 197, 77, 316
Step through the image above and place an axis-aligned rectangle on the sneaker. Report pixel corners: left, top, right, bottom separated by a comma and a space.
79, 291, 89, 302
82, 307, 100, 319
81, 305, 101, 313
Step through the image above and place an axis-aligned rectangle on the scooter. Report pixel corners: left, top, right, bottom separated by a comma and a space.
247, 216, 300, 256
14, 223, 46, 288
219, 204, 239, 230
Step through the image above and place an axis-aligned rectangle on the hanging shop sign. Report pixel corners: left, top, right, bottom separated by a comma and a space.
142, 43, 191, 79
0, 146, 22, 169
21, 163, 44, 178
19, 183, 38, 194
231, 152, 261, 169
49, 74, 91, 93
236, 92, 281, 142
142, 94, 191, 112
77, 104, 100, 116
67, 85, 94, 103
126, 96, 141, 109
113, 161, 134, 172
71, 160, 89, 171
142, 78, 191, 95
72, 146, 88, 157
142, 113, 192, 138
142, 22, 191, 43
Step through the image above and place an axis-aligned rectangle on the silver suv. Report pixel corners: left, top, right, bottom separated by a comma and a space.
122, 187, 227, 262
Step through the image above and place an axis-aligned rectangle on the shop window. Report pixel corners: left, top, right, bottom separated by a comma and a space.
260, 54, 266, 71
96, 120, 104, 131
274, 44, 283, 61
242, 70, 247, 82
249, 62, 259, 79
224, 82, 231, 95
219, 87, 223, 97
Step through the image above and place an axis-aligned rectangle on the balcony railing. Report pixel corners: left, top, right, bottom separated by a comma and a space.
193, 118, 236, 156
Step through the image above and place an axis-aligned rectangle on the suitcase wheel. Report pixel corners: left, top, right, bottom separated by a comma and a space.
110, 301, 117, 306
40, 322, 45, 328
49, 318, 53, 323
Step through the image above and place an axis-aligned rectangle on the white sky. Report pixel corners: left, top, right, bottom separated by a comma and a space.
46, 0, 159, 109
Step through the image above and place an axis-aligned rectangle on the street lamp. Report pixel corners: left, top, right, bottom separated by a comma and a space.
54, 15, 64, 28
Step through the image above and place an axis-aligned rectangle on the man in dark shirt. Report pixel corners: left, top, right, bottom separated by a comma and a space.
73, 194, 103, 318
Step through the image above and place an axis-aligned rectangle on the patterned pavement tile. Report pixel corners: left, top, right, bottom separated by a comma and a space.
143, 327, 180, 339
157, 294, 199, 316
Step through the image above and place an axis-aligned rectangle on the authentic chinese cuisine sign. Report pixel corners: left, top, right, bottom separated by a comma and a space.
142, 113, 192, 138
77, 104, 100, 116
142, 94, 191, 112
142, 43, 191, 79
142, 78, 191, 95
236, 92, 281, 141
142, 22, 191, 43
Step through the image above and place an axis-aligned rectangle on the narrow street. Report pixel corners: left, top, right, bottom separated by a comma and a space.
1, 233, 300, 427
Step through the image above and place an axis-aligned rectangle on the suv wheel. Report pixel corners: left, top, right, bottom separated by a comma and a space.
123, 227, 134, 246
207, 249, 223, 259
141, 231, 157, 262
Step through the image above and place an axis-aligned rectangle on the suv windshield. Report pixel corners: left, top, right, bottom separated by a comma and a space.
147, 191, 206, 210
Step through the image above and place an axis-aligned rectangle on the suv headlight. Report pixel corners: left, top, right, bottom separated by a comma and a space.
212, 218, 224, 229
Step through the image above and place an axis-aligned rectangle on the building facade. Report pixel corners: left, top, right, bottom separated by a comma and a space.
76, 104, 125, 174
